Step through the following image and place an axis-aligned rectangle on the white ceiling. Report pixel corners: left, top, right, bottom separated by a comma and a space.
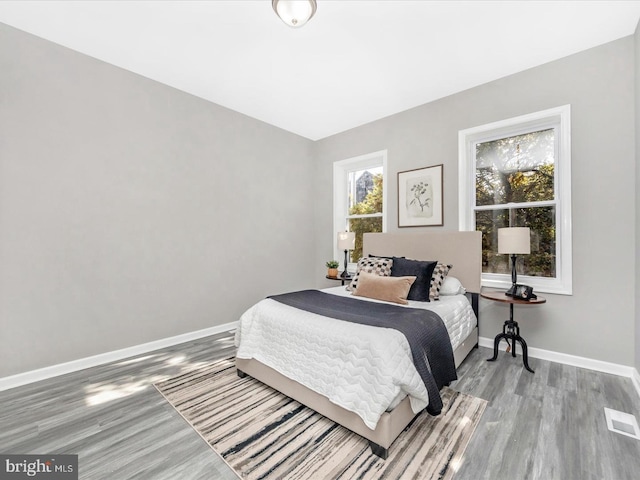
1, 1, 640, 140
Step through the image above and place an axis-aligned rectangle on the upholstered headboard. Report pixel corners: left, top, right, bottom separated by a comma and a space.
362, 231, 482, 294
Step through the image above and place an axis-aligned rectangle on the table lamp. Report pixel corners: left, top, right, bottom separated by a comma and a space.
337, 231, 356, 279
498, 227, 530, 295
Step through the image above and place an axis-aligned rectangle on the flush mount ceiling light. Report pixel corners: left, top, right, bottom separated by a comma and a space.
272, 0, 317, 28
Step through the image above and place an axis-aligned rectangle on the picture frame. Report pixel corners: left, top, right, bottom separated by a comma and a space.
398, 164, 443, 227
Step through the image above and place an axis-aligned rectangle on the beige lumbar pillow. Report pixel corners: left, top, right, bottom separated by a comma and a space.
353, 271, 417, 305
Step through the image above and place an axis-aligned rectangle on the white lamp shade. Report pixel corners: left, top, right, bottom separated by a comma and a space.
337, 231, 356, 250
272, 0, 317, 28
498, 227, 531, 254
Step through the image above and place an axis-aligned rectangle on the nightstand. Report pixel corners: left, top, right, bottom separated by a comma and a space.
325, 275, 352, 286
481, 290, 546, 373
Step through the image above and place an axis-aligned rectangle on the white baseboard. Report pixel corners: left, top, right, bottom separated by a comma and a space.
478, 336, 637, 378
0, 321, 238, 392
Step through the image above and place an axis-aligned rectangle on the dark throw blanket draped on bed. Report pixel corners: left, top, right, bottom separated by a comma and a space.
268, 289, 457, 416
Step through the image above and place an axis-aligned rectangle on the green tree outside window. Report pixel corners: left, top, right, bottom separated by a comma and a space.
348, 174, 383, 262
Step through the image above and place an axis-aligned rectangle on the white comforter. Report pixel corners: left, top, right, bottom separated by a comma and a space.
234, 287, 475, 430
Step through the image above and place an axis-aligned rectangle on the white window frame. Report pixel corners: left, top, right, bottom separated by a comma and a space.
458, 105, 572, 295
333, 150, 387, 268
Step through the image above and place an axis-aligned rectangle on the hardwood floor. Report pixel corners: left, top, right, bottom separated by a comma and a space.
454, 347, 640, 480
1, 330, 639, 479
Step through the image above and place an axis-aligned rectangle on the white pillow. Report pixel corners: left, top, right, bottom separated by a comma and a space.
439, 276, 466, 296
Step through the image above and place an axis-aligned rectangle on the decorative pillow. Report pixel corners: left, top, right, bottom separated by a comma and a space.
430, 263, 452, 300
347, 256, 393, 292
439, 276, 466, 296
390, 257, 437, 302
353, 272, 416, 305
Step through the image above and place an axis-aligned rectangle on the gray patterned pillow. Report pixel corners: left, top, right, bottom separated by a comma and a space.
347, 257, 393, 292
430, 263, 452, 300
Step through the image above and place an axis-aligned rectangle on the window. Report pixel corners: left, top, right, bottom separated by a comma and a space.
333, 150, 387, 264
459, 106, 572, 294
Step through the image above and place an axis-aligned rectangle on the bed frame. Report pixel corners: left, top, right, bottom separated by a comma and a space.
236, 231, 482, 459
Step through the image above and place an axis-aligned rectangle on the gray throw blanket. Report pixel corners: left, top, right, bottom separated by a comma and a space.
268, 289, 457, 415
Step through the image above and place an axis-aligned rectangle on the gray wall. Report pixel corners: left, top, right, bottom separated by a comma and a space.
314, 37, 636, 366
635, 21, 640, 375
0, 23, 316, 378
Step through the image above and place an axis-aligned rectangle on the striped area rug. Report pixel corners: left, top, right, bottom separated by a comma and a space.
154, 358, 486, 480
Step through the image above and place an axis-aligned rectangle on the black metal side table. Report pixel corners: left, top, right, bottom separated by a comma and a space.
481, 290, 546, 373
325, 275, 352, 286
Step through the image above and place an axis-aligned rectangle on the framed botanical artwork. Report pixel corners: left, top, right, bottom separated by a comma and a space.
398, 164, 443, 227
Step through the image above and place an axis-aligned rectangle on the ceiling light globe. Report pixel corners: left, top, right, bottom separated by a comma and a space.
272, 0, 317, 28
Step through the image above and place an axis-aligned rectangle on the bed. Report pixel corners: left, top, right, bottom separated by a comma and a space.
235, 231, 482, 458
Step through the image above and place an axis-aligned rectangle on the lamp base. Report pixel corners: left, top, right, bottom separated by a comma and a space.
505, 254, 518, 296
341, 249, 351, 279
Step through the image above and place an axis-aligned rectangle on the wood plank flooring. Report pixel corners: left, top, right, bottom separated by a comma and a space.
1, 330, 639, 479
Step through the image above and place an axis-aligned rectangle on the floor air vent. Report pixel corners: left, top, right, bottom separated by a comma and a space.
604, 407, 640, 440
